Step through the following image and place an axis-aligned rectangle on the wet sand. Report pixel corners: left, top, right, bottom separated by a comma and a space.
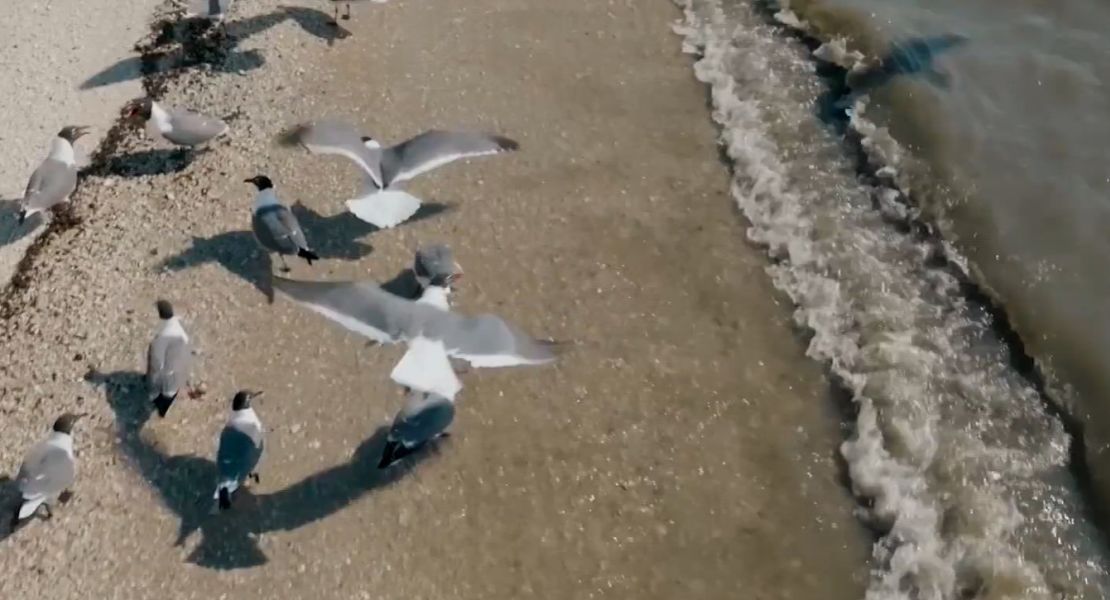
0, 0, 869, 597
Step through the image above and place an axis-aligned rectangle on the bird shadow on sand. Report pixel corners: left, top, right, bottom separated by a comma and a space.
84, 369, 438, 570
157, 231, 284, 301
155, 213, 375, 301
380, 268, 431, 301
0, 476, 23, 541
81, 5, 348, 90
97, 148, 206, 178
291, 200, 454, 253
80, 48, 266, 91
0, 198, 43, 250
156, 201, 451, 300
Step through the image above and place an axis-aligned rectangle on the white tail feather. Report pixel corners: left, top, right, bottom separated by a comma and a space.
17, 497, 45, 520
391, 337, 462, 400
346, 190, 422, 229
213, 480, 239, 499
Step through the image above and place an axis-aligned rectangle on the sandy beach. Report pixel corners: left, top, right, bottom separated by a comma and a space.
0, 0, 159, 286
0, 0, 869, 597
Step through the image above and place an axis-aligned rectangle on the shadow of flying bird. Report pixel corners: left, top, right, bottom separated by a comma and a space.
85, 369, 440, 570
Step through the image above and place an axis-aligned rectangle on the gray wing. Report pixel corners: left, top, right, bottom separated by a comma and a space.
391, 393, 455, 447
217, 423, 263, 484
272, 276, 425, 344
165, 108, 228, 146
22, 159, 77, 212
252, 205, 308, 254
147, 336, 191, 398
381, 130, 519, 187
272, 275, 557, 367
429, 313, 558, 368
280, 120, 383, 188
17, 443, 75, 499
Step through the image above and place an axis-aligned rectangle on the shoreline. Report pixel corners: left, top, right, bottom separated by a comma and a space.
0, 1, 870, 598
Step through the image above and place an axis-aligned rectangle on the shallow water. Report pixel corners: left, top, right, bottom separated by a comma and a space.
675, 0, 1110, 597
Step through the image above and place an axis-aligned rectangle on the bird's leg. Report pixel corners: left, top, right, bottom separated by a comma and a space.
40, 504, 53, 520
329, 3, 339, 25
278, 255, 291, 273
343, 2, 351, 20
250, 472, 261, 484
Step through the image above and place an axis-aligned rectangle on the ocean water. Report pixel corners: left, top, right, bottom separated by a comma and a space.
673, 0, 1110, 598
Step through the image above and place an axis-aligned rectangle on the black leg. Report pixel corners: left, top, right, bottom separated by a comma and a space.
250, 472, 261, 484
343, 2, 351, 19
278, 255, 290, 273
41, 504, 53, 520
330, 4, 339, 25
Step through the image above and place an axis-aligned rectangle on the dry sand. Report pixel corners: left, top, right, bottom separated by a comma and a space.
0, 0, 870, 597
0, 0, 161, 285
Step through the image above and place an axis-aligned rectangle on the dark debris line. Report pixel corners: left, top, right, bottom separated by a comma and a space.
0, 6, 233, 320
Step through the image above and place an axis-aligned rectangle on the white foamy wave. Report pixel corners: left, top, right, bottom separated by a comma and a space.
673, 0, 1108, 598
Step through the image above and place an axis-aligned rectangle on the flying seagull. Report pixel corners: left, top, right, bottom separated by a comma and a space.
245, 175, 320, 272
128, 98, 229, 148
19, 126, 89, 225
278, 118, 519, 229
147, 300, 192, 418
214, 390, 265, 511
11, 413, 83, 528
272, 273, 559, 400
379, 390, 455, 469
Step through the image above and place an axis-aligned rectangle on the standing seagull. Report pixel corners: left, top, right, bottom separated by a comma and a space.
19, 126, 89, 225
246, 175, 320, 272
128, 98, 229, 148
214, 390, 264, 511
11, 413, 83, 528
147, 299, 192, 418
278, 119, 519, 229
379, 390, 455, 469
272, 274, 559, 400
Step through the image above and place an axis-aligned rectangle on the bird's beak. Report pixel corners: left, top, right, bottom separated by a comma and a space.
74, 126, 91, 139
449, 263, 464, 284
248, 390, 265, 399
243, 178, 254, 184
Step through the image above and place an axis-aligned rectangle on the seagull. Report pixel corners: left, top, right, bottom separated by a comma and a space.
379, 390, 455, 469
11, 413, 83, 529
146, 300, 192, 418
272, 273, 559, 400
214, 390, 264, 511
413, 244, 464, 293
278, 119, 519, 229
245, 175, 320, 272
127, 98, 229, 148
19, 126, 89, 225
